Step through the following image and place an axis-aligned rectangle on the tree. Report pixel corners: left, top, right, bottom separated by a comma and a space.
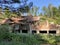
0, 0, 33, 16
42, 6, 47, 15
48, 4, 53, 18
3, 7, 11, 18
42, 4, 60, 24
29, 6, 39, 16
42, 4, 53, 18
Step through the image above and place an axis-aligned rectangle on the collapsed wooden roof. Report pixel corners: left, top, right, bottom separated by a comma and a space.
0, 16, 60, 30
0, 16, 40, 24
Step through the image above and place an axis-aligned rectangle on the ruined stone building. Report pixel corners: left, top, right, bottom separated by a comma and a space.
0, 16, 60, 35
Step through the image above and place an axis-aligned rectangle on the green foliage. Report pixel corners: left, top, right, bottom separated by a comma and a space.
8, 34, 39, 45
55, 36, 60, 42
19, 6, 30, 13
4, 9, 11, 18
42, 4, 60, 24
0, 31, 60, 45
41, 34, 56, 45
30, 6, 39, 16
0, 24, 10, 41
7, 34, 60, 45
0, 41, 27, 45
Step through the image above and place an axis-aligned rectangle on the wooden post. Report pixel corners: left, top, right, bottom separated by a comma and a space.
37, 30, 39, 34
29, 23, 32, 34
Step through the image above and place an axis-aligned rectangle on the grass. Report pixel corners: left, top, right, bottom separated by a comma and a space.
0, 34, 60, 45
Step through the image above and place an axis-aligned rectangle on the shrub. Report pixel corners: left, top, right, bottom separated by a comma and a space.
41, 34, 57, 45
9, 34, 39, 45
0, 24, 11, 41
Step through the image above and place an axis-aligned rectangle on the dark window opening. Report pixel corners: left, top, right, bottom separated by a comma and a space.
32, 30, 37, 34
13, 29, 20, 33
49, 31, 56, 34
39, 31, 47, 33
22, 30, 28, 33
9, 23, 13, 25
21, 24, 25, 26
16, 30, 20, 33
